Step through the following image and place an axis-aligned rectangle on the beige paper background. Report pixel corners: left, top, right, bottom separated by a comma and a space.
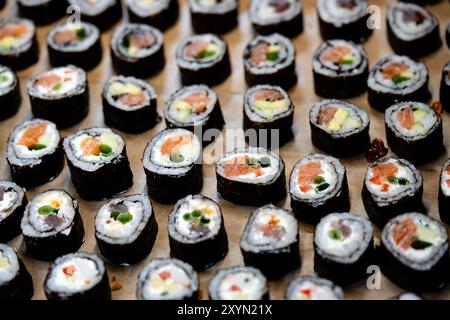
0, 0, 449, 300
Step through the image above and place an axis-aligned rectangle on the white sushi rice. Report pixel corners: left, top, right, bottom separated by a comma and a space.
177, 34, 226, 69
317, 0, 368, 25
189, 0, 237, 13
286, 277, 343, 300
250, 0, 302, 25
104, 76, 155, 111
0, 244, 19, 284
441, 159, 450, 197
48, 22, 99, 52
217, 271, 266, 300
68, 0, 118, 15
128, 0, 172, 17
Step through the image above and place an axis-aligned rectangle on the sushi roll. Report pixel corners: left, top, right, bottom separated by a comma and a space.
102, 76, 159, 134
249, 0, 303, 38
136, 258, 199, 300
47, 21, 103, 71
216, 148, 286, 206
143, 129, 202, 204
208, 266, 269, 300
0, 244, 33, 300
44, 252, 111, 300
386, 2, 441, 58
438, 158, 450, 224
27, 65, 89, 129
176, 34, 231, 86
243, 85, 294, 148
110, 24, 165, 79
440, 61, 449, 112
0, 18, 38, 70
0, 65, 21, 120
385, 101, 443, 165
127, 0, 179, 32
309, 99, 370, 158
67, 0, 122, 31
314, 212, 374, 286
317, 0, 372, 43
21, 189, 85, 261
0, 181, 27, 243
95, 194, 158, 265
7, 119, 64, 189
285, 276, 344, 300
367, 55, 430, 112
243, 33, 297, 90
164, 85, 224, 145
362, 156, 424, 228
189, 0, 238, 35
63, 128, 134, 201
289, 154, 350, 225
380, 212, 450, 292
312, 39, 369, 99
168, 195, 228, 270
240, 204, 299, 279
17, 0, 66, 25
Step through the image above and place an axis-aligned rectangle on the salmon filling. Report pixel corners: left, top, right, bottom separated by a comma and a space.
18, 122, 48, 150
381, 62, 412, 85
160, 134, 193, 163
296, 161, 330, 194
336, 0, 357, 9
122, 32, 155, 55
394, 105, 430, 134
53, 26, 86, 46
368, 162, 411, 192
268, 0, 291, 13
391, 217, 440, 251
402, 8, 426, 25
255, 213, 285, 239
223, 155, 272, 178
320, 46, 355, 65
249, 42, 282, 66
183, 39, 219, 60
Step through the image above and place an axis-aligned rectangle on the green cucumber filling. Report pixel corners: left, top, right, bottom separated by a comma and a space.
246, 156, 271, 168
110, 210, 133, 224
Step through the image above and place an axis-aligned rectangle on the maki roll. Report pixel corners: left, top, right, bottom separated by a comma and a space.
440, 61, 449, 112
17, 0, 66, 25
168, 195, 228, 270
27, 65, 89, 129
67, 0, 122, 31
385, 101, 443, 165
240, 204, 299, 279
95, 194, 158, 265
176, 34, 231, 86
47, 21, 102, 71
243, 85, 294, 148
289, 154, 350, 225
317, 0, 371, 43
102, 76, 159, 134
110, 24, 165, 79
0, 65, 21, 120
127, 0, 179, 32
386, 2, 441, 58
362, 156, 424, 228
216, 148, 286, 206
380, 213, 450, 291
164, 85, 224, 145
0, 181, 27, 243
44, 252, 111, 300
243, 33, 297, 90
208, 266, 269, 300
189, 0, 238, 35
0, 244, 33, 300
286, 276, 344, 300
438, 158, 450, 224
7, 119, 64, 189
249, 0, 303, 38
0, 18, 38, 70
136, 258, 199, 300
312, 39, 369, 99
63, 128, 133, 201
314, 212, 374, 286
143, 129, 202, 204
21, 189, 85, 261
367, 55, 430, 112
309, 99, 370, 158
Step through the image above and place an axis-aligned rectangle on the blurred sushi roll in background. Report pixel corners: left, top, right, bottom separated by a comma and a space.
390, 292, 423, 300
240, 204, 299, 279
289, 153, 350, 225
47, 21, 103, 71
17, 0, 66, 26
440, 61, 449, 112
176, 33, 231, 86
0, 244, 33, 300
380, 212, 450, 292
110, 24, 165, 79
143, 129, 203, 204
127, 0, 179, 32
285, 276, 344, 300
208, 266, 269, 300
67, 0, 122, 32
0, 181, 27, 243
385, 101, 444, 165
367, 55, 430, 112
102, 75, 159, 134
362, 156, 424, 228
6, 119, 64, 189
21, 189, 85, 261
438, 158, 450, 224
249, 0, 303, 38
312, 39, 369, 99
27, 65, 89, 129
189, 0, 238, 35
309, 99, 370, 158
136, 257, 199, 300
386, 2, 441, 58
243, 33, 297, 90
44, 252, 111, 300
0, 65, 21, 120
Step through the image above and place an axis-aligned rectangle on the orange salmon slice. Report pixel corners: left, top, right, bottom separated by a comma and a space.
80, 136, 100, 156
382, 62, 408, 79
297, 161, 323, 188
160, 135, 192, 155
119, 92, 145, 106
321, 46, 351, 63
249, 42, 269, 66
18, 122, 48, 147
392, 218, 416, 249
317, 107, 337, 125
396, 106, 414, 130
35, 74, 62, 89
182, 92, 209, 113
370, 163, 399, 185
54, 29, 77, 45
223, 155, 263, 177
183, 40, 210, 59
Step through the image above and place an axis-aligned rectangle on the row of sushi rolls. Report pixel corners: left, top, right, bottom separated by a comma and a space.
0, 0, 448, 301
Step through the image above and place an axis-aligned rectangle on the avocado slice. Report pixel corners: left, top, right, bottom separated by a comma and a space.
327, 108, 349, 131
99, 132, 119, 151
413, 108, 428, 123
417, 225, 439, 243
